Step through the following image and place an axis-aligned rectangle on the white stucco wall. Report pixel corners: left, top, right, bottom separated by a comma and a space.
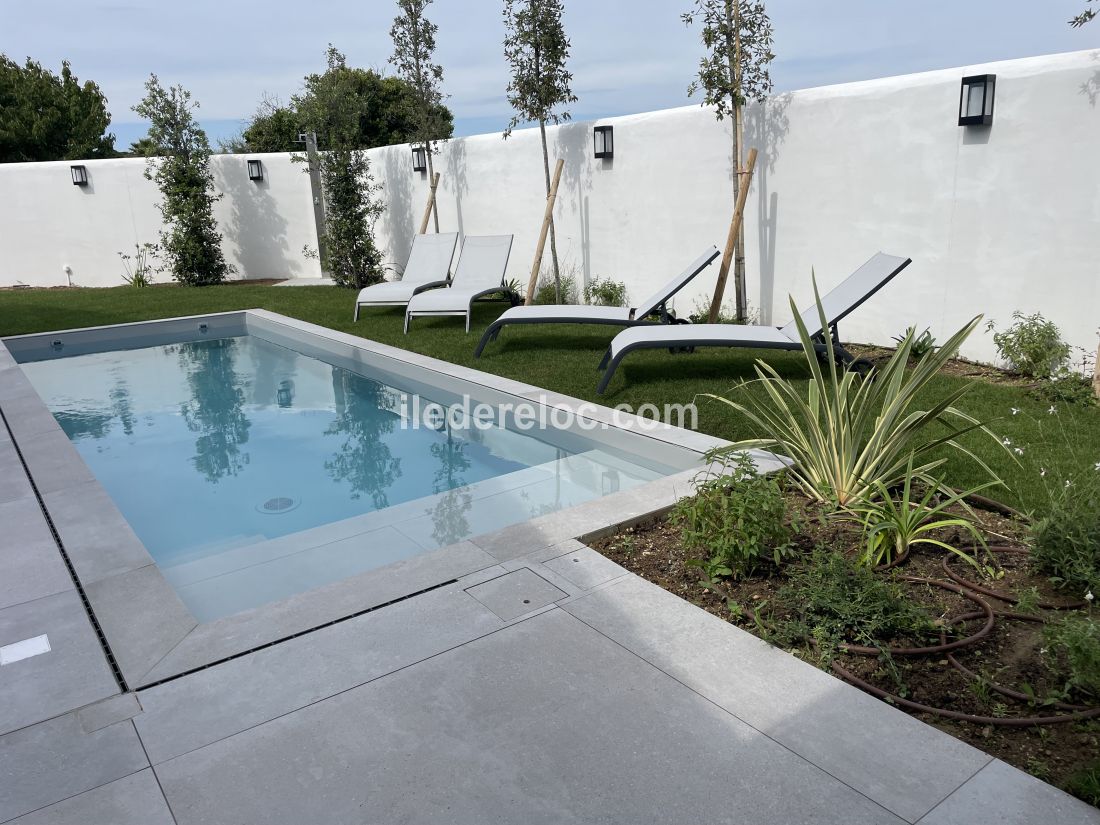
0, 152, 320, 288
0, 49, 1096, 361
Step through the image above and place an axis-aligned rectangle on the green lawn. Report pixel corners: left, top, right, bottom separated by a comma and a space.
2, 283, 1096, 513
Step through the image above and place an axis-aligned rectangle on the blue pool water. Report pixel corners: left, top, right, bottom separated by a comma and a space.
21, 333, 677, 620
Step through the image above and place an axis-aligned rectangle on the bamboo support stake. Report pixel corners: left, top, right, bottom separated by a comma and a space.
525, 158, 565, 306
418, 172, 441, 234
708, 147, 758, 323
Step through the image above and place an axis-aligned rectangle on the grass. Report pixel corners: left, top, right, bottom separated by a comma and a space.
2, 282, 1098, 513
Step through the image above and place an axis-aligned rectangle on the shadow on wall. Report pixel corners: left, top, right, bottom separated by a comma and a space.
443, 138, 469, 238
744, 93, 791, 325
221, 160, 295, 280
380, 150, 415, 278
1081, 50, 1100, 106
554, 121, 594, 289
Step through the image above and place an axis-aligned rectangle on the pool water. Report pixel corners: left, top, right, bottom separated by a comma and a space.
21, 334, 675, 620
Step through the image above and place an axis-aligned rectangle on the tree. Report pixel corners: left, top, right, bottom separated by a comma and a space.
502, 0, 577, 303
298, 47, 387, 289
683, 0, 774, 323
235, 70, 452, 154
0, 56, 117, 162
133, 75, 232, 286
390, 0, 449, 232
1071, 1, 1097, 26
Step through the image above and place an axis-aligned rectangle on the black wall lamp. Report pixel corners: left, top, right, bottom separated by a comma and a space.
247, 159, 264, 181
411, 145, 427, 172
70, 165, 88, 186
959, 74, 996, 126
593, 125, 613, 159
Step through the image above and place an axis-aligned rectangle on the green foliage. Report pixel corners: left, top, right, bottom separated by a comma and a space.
688, 295, 756, 324
893, 326, 937, 361
0, 56, 117, 162
533, 264, 578, 305
674, 452, 795, 580
237, 97, 302, 154
1044, 613, 1100, 699
1030, 469, 1100, 594
300, 48, 387, 289
1034, 368, 1097, 408
989, 311, 1071, 379
583, 276, 627, 308
682, 0, 774, 117
390, 0, 449, 159
132, 76, 232, 286
118, 243, 160, 288
844, 456, 993, 570
1070, 1, 1097, 27
705, 282, 1005, 508
767, 547, 938, 653
1063, 761, 1100, 807
502, 0, 577, 135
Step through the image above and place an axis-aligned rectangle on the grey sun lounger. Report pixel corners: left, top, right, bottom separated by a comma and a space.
474, 246, 721, 357
595, 252, 912, 394
354, 232, 458, 321
405, 235, 514, 333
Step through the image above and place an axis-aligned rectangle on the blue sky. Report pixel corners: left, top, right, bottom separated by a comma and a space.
3, 0, 1096, 149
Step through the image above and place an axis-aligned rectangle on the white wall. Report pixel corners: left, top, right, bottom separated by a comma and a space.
0, 152, 321, 288
1, 49, 1097, 361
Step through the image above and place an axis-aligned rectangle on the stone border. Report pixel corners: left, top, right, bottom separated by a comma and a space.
1, 310, 754, 688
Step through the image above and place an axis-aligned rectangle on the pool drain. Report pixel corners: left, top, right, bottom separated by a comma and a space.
256, 496, 300, 514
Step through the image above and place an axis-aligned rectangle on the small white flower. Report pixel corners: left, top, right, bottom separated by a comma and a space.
1040, 467, 1047, 477
1048, 405, 1058, 415
1014, 447, 1024, 456
1066, 479, 1073, 488
1011, 407, 1020, 415
1094, 462, 1100, 472
1002, 437, 1012, 447
1087, 591, 1095, 602
1040, 647, 1049, 655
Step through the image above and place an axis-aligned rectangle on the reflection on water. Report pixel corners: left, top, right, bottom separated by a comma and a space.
428, 428, 473, 546
176, 340, 252, 484
324, 368, 402, 509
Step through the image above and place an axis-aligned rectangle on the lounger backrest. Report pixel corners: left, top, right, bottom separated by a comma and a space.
451, 235, 514, 290
779, 252, 912, 339
401, 232, 459, 284
633, 246, 721, 318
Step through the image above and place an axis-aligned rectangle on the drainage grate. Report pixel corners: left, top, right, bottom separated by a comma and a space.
256, 495, 299, 514
0, 406, 129, 692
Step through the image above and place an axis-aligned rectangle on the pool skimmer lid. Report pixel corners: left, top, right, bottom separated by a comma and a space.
257, 496, 300, 514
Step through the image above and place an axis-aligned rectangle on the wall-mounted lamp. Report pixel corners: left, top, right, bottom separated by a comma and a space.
247, 159, 264, 181
593, 125, 614, 159
70, 165, 88, 186
276, 380, 294, 408
959, 74, 996, 126
411, 145, 427, 172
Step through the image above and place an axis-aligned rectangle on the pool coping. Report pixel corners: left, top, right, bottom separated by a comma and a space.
1, 310, 775, 688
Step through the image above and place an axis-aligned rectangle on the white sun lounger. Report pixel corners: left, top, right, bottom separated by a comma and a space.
595, 252, 912, 394
404, 235, 514, 333
353, 232, 458, 321
473, 246, 721, 357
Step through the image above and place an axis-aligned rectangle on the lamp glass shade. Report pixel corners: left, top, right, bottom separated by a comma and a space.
70, 165, 88, 186
247, 159, 263, 181
593, 126, 613, 159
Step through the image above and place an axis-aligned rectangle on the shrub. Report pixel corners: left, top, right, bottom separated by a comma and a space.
118, 242, 160, 288
892, 326, 937, 361
688, 295, 758, 324
1063, 761, 1100, 808
583, 276, 627, 307
989, 311, 1071, 378
1030, 471, 1100, 593
533, 263, 578, 305
768, 547, 938, 653
1044, 613, 1100, 700
673, 452, 795, 580
1034, 368, 1097, 407
705, 282, 1005, 508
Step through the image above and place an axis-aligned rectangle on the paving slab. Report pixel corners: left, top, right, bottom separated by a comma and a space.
153, 609, 901, 825
42, 482, 154, 584
135, 583, 504, 764
563, 574, 991, 823
0, 715, 148, 821
0, 496, 73, 611
0, 442, 34, 505
7, 768, 173, 825
0, 393, 63, 441
917, 759, 1100, 824
78, 692, 143, 734
0, 589, 118, 735
464, 568, 568, 620
11, 428, 96, 496
542, 543, 630, 590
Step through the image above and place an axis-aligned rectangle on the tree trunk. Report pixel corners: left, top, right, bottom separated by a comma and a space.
425, 141, 439, 233
1093, 340, 1100, 401
728, 0, 747, 323
538, 119, 562, 303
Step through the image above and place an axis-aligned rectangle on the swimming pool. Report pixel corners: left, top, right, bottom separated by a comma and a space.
12, 314, 694, 622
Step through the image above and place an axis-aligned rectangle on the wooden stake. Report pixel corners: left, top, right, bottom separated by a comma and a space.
708, 147, 758, 323
525, 158, 565, 306
418, 172, 441, 234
